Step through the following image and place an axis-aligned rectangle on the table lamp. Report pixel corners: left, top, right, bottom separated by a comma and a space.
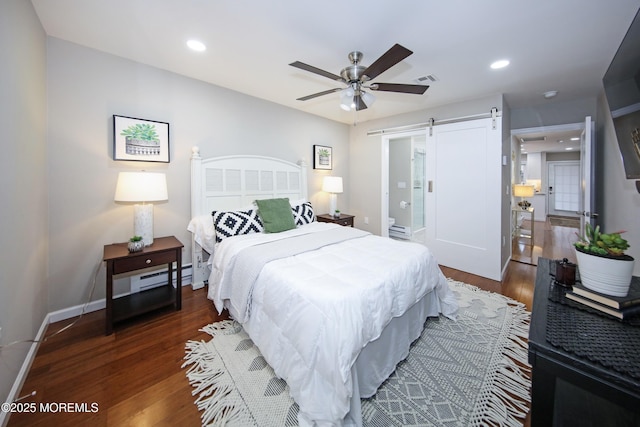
513, 184, 535, 210
322, 176, 343, 217
114, 171, 168, 246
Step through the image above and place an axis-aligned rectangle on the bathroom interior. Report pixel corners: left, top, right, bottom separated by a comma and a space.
388, 134, 426, 242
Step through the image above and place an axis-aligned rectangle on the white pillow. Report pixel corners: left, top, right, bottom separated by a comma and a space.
187, 215, 216, 254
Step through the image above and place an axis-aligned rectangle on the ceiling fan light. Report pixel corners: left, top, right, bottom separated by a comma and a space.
340, 88, 355, 111
361, 91, 375, 107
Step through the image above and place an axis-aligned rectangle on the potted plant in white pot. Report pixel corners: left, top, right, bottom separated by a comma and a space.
574, 223, 634, 297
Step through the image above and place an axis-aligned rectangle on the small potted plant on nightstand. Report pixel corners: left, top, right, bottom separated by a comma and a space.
128, 235, 145, 253
574, 223, 634, 297
333, 209, 341, 218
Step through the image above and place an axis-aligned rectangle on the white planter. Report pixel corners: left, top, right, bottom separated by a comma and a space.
575, 248, 635, 297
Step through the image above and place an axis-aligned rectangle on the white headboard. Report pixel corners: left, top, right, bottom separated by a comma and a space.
189, 146, 308, 289
190, 146, 308, 216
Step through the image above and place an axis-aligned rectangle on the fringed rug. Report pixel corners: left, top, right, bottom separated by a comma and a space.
183, 279, 531, 426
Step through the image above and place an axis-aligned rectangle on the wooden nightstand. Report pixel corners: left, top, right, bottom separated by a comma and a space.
317, 213, 355, 227
103, 235, 183, 335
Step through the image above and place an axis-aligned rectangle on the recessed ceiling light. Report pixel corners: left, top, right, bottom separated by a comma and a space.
543, 90, 558, 99
490, 59, 510, 69
570, 137, 580, 141
566, 147, 574, 151
187, 39, 206, 52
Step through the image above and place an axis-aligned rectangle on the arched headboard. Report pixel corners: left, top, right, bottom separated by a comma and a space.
189, 146, 308, 288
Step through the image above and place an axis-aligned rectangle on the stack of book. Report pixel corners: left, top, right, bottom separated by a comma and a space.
566, 279, 640, 320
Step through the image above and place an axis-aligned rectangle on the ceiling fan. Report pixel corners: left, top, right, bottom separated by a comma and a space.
290, 44, 429, 111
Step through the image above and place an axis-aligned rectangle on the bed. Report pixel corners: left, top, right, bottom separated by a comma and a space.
188, 147, 458, 426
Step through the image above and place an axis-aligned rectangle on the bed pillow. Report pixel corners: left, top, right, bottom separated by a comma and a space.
212, 209, 263, 242
291, 201, 316, 226
255, 198, 297, 233
187, 215, 217, 253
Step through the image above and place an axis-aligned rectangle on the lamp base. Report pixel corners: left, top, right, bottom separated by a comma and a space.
518, 200, 531, 210
329, 193, 338, 217
134, 204, 154, 246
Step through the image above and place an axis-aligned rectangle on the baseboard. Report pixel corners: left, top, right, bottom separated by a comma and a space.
48, 299, 107, 324
1, 312, 50, 427
48, 276, 193, 324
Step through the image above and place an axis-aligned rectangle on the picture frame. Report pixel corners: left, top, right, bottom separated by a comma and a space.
313, 145, 332, 170
113, 115, 170, 163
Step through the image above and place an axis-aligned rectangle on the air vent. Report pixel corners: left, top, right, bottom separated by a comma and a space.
520, 136, 546, 143
414, 74, 438, 84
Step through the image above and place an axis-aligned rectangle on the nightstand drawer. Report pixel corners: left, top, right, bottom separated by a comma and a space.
316, 213, 355, 227
113, 250, 176, 274
334, 217, 353, 227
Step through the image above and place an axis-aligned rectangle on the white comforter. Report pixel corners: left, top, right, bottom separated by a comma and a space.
208, 222, 458, 426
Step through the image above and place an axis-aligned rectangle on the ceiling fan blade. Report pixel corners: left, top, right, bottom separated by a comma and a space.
362, 44, 413, 81
290, 61, 343, 81
296, 88, 341, 101
371, 83, 429, 95
354, 94, 368, 111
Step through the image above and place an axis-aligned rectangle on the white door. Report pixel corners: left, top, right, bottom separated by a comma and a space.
548, 161, 580, 216
425, 117, 502, 280
579, 116, 595, 237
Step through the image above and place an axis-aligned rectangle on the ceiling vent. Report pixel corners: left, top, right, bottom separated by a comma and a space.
520, 136, 546, 143
414, 74, 438, 84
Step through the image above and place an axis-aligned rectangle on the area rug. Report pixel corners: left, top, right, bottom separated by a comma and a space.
548, 215, 580, 228
183, 279, 531, 426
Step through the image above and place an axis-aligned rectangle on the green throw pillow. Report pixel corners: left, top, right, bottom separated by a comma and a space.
255, 198, 296, 233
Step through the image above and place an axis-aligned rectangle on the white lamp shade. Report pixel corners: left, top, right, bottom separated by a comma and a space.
114, 172, 168, 202
513, 184, 535, 198
322, 176, 343, 193
361, 91, 375, 108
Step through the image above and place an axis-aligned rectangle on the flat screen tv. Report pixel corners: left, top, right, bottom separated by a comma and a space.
603, 8, 640, 180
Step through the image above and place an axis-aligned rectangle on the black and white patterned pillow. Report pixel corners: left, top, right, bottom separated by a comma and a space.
212, 209, 264, 242
291, 202, 316, 226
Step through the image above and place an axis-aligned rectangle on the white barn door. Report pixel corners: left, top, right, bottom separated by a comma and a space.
425, 117, 502, 280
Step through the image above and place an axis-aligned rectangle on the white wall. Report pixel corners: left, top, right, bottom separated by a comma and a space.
0, 0, 48, 410
46, 38, 350, 311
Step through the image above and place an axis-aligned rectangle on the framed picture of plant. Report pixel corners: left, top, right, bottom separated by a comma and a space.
313, 145, 332, 170
113, 115, 170, 163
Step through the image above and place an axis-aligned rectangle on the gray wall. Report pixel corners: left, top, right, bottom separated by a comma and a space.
0, 0, 48, 410
46, 38, 350, 312
510, 97, 598, 129
597, 93, 640, 275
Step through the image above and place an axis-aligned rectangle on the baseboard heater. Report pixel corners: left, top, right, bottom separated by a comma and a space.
389, 224, 412, 240
130, 263, 192, 293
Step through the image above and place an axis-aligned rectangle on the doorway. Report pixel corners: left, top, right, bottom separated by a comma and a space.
511, 118, 593, 265
384, 132, 427, 242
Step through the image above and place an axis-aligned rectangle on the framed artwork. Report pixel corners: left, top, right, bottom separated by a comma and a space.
113, 115, 170, 163
313, 145, 332, 170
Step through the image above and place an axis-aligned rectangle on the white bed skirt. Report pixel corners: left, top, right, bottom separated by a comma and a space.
341, 290, 440, 426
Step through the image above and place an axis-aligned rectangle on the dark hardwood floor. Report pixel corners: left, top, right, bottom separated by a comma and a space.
8, 220, 577, 426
